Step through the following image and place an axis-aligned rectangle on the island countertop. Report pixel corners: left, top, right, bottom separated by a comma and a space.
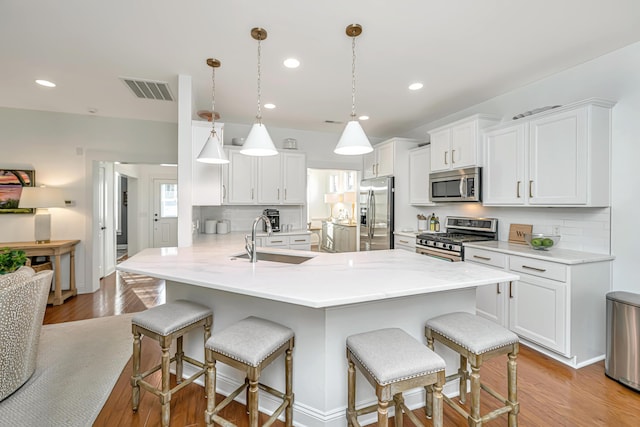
117, 233, 519, 309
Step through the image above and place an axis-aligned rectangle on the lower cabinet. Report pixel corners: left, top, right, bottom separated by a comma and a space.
394, 234, 416, 252
321, 222, 357, 253
258, 233, 311, 251
466, 246, 611, 367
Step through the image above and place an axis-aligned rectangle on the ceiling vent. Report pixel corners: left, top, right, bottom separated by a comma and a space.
120, 77, 174, 101
324, 120, 343, 124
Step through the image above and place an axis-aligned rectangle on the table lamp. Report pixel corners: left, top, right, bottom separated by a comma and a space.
342, 191, 357, 224
18, 186, 65, 243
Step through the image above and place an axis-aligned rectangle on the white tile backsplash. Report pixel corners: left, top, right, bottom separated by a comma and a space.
194, 205, 306, 233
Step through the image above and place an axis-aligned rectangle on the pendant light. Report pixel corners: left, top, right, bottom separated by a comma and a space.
197, 58, 229, 164
334, 24, 373, 156
241, 27, 278, 157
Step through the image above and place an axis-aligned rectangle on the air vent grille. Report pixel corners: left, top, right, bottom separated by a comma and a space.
324, 120, 343, 124
120, 77, 174, 101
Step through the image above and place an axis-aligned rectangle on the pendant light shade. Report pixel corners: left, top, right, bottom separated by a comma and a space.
334, 24, 373, 156
335, 120, 372, 155
197, 58, 229, 164
241, 27, 278, 157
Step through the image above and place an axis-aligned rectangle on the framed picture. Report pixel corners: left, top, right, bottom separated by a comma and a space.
0, 169, 36, 214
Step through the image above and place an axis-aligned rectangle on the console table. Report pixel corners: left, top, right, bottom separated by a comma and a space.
1, 240, 80, 305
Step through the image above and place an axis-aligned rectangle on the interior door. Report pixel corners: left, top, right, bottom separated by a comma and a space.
153, 179, 178, 247
98, 165, 106, 278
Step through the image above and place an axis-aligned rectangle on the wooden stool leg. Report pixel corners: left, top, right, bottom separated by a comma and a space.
285, 347, 293, 427
377, 399, 389, 427
248, 374, 260, 427
131, 331, 141, 412
469, 363, 481, 427
205, 349, 216, 427
161, 344, 171, 427
458, 354, 468, 404
433, 371, 445, 427
393, 394, 403, 427
425, 385, 433, 419
508, 351, 519, 427
347, 358, 356, 427
176, 335, 184, 384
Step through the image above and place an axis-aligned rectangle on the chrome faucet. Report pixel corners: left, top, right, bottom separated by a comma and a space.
245, 214, 272, 263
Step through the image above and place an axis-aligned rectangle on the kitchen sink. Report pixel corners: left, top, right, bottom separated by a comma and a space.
232, 252, 312, 264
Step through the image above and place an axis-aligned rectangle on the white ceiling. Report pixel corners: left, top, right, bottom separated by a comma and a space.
3, 0, 640, 138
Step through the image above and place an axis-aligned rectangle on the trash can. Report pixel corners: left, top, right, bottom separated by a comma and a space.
605, 291, 640, 391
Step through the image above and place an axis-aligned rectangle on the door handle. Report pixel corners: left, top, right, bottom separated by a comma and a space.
509, 281, 514, 299
444, 151, 448, 165
516, 181, 521, 198
451, 149, 456, 164
529, 180, 533, 198
497, 283, 501, 294
101, 226, 107, 229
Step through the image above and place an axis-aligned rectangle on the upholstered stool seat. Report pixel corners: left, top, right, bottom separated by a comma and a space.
204, 316, 295, 427
346, 328, 446, 427
131, 300, 213, 427
425, 312, 520, 427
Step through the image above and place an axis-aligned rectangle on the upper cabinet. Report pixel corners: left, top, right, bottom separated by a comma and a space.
483, 99, 615, 207
408, 145, 434, 205
428, 114, 501, 172
226, 148, 306, 205
192, 121, 225, 206
363, 138, 419, 179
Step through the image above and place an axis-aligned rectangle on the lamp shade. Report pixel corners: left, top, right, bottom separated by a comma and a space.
241, 123, 278, 156
334, 120, 373, 155
323, 193, 343, 204
18, 186, 65, 208
342, 191, 357, 203
197, 130, 229, 164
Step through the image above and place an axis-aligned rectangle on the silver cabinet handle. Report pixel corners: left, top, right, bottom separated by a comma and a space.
497, 283, 501, 294
293, 239, 306, 242
271, 240, 284, 243
285, 189, 287, 200
473, 255, 491, 261
222, 185, 227, 199
251, 188, 254, 200
529, 180, 533, 198
509, 281, 514, 298
516, 181, 521, 198
278, 188, 280, 200
399, 239, 409, 244
522, 265, 546, 273
451, 149, 456, 164
444, 151, 448, 165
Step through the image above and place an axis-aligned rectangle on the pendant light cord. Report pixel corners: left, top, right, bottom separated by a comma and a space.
351, 34, 357, 120
210, 64, 217, 132
256, 37, 263, 124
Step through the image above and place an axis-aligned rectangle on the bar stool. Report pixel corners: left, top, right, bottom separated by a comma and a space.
346, 328, 446, 427
131, 300, 213, 427
425, 312, 520, 427
204, 316, 295, 427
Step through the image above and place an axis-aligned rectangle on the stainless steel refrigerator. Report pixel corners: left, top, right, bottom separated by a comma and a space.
359, 176, 394, 251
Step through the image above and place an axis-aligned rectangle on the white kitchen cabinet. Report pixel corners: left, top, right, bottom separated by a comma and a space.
408, 145, 434, 205
226, 149, 306, 205
394, 234, 416, 252
258, 233, 311, 251
191, 121, 225, 206
465, 244, 612, 368
483, 99, 614, 207
321, 222, 356, 253
363, 138, 416, 179
428, 114, 500, 172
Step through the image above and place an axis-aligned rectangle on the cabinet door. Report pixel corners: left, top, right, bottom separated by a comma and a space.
409, 146, 432, 205
363, 150, 377, 179
192, 122, 224, 206
483, 124, 526, 205
375, 142, 395, 177
257, 154, 282, 204
394, 235, 416, 252
528, 108, 588, 205
509, 275, 568, 355
451, 121, 477, 169
227, 150, 256, 204
282, 153, 306, 204
429, 128, 451, 172
476, 283, 508, 327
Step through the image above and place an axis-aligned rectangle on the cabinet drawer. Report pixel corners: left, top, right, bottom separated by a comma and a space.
465, 248, 506, 269
289, 235, 311, 245
509, 255, 566, 282
265, 236, 289, 247
394, 235, 416, 250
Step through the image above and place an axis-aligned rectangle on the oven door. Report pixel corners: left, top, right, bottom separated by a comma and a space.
415, 245, 461, 262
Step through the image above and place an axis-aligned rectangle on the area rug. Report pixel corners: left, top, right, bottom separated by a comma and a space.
0, 314, 134, 426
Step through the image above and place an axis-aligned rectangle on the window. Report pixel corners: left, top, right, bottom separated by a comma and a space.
160, 183, 177, 218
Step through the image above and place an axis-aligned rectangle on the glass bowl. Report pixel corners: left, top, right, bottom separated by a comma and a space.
524, 233, 561, 250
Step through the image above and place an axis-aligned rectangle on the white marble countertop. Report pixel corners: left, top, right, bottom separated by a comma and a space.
464, 240, 615, 265
117, 232, 519, 308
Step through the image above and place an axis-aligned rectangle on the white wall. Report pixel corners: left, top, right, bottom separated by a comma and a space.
401, 41, 640, 292
0, 108, 177, 293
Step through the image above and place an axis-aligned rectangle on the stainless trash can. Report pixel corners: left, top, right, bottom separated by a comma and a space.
605, 291, 640, 391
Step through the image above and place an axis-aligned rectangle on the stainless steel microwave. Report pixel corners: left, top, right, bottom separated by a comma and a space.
429, 167, 481, 202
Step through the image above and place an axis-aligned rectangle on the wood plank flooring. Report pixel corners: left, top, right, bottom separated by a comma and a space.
44, 272, 640, 426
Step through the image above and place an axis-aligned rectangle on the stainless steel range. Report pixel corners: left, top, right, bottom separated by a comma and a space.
415, 216, 498, 262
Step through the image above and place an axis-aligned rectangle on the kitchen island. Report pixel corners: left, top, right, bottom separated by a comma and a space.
118, 233, 519, 427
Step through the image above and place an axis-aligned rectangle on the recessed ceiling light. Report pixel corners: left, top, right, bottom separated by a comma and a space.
283, 58, 300, 68
408, 82, 423, 91
35, 79, 56, 87
264, 103, 276, 109
359, 115, 369, 121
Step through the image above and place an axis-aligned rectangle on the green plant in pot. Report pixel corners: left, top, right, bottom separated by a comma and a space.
0, 247, 28, 274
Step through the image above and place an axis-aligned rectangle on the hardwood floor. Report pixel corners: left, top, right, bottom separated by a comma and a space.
44, 272, 640, 426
